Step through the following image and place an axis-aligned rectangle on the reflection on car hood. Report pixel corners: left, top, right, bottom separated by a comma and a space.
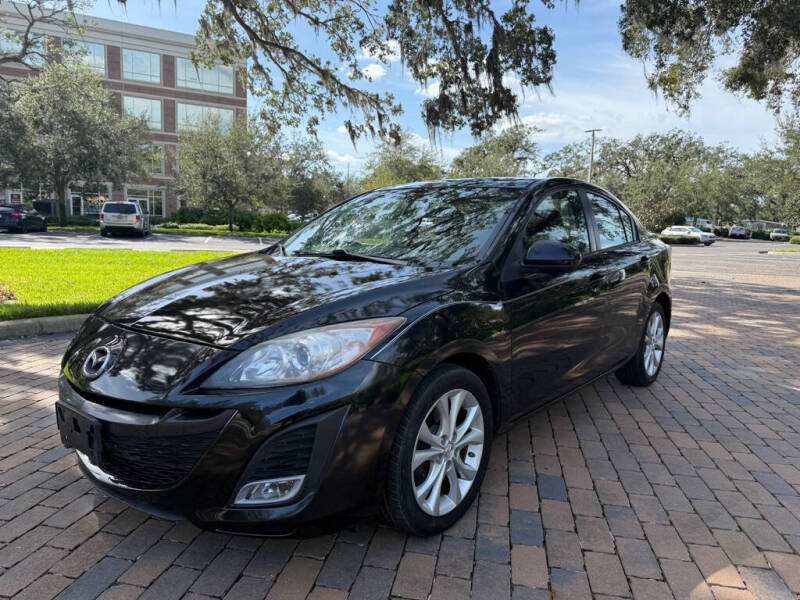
96, 251, 448, 348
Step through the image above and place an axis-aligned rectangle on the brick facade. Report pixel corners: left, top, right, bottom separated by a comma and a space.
0, 9, 246, 218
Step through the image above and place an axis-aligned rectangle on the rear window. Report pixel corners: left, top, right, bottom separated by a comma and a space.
103, 203, 137, 214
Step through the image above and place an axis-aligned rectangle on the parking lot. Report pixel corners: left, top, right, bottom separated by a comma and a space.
0, 230, 271, 253
0, 241, 798, 599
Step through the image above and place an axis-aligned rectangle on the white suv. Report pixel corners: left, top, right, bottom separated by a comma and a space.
770, 229, 790, 241
100, 202, 151, 237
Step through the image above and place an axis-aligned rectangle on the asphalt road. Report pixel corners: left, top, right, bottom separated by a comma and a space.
670, 238, 800, 286
0, 230, 275, 253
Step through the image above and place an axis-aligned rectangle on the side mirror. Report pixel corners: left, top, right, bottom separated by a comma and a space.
524, 239, 581, 271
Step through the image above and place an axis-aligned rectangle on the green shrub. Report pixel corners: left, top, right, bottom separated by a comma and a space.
751, 230, 771, 240
659, 234, 700, 245
258, 212, 290, 233
714, 227, 729, 237
790, 236, 800, 244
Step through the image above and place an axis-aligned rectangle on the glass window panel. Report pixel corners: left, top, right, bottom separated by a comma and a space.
176, 57, 234, 94
122, 48, 160, 83
588, 192, 628, 249
524, 189, 590, 253
0, 31, 45, 66
75, 41, 105, 75
123, 96, 162, 130
176, 103, 234, 130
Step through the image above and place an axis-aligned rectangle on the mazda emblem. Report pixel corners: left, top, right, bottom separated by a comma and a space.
82, 346, 112, 379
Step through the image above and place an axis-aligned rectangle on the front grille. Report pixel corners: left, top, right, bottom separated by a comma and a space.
248, 425, 316, 480
100, 431, 219, 490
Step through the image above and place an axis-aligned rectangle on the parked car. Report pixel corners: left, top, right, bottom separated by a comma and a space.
661, 225, 716, 245
0, 204, 47, 233
57, 178, 671, 536
770, 228, 790, 241
728, 225, 749, 239
100, 202, 150, 237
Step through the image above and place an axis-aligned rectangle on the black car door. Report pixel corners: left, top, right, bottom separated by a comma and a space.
502, 187, 612, 419
583, 190, 651, 368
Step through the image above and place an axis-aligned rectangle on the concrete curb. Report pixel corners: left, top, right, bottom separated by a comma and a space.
0, 313, 90, 340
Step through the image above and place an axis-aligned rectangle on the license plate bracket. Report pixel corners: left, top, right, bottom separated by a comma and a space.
56, 402, 102, 465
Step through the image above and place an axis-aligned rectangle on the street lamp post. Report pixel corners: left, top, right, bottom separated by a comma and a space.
585, 128, 602, 183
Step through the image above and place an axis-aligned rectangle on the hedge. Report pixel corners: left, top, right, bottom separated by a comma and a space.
791, 236, 800, 244
658, 234, 700, 245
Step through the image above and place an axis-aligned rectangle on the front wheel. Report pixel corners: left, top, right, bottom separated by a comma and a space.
385, 365, 492, 535
615, 303, 667, 386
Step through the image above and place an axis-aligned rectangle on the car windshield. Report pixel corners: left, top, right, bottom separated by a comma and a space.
103, 203, 136, 214
775, 229, 787, 234
688, 227, 701, 232
281, 184, 525, 265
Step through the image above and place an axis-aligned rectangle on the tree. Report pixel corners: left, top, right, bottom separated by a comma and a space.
539, 141, 590, 179
175, 115, 267, 231
192, 0, 556, 142
448, 125, 540, 178
9, 60, 150, 224
619, 0, 800, 115
360, 134, 443, 191
1, 0, 84, 73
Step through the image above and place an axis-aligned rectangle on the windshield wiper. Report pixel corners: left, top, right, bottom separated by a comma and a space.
292, 249, 407, 266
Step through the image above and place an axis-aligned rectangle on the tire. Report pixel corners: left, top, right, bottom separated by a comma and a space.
704, 242, 712, 246
384, 364, 493, 535
41, 221, 47, 232
615, 303, 667, 386
101, 230, 109, 237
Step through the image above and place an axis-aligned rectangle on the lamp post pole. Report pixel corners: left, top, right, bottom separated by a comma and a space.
585, 128, 602, 183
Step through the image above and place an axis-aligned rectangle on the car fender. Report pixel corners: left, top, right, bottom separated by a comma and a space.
369, 300, 511, 470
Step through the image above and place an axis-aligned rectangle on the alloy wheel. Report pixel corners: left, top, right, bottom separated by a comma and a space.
643, 311, 665, 376
411, 389, 484, 516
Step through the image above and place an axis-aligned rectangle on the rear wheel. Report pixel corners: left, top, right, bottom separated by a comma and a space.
40, 220, 47, 232
615, 303, 667, 386
385, 364, 492, 535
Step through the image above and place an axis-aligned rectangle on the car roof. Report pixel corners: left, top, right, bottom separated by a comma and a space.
378, 176, 621, 193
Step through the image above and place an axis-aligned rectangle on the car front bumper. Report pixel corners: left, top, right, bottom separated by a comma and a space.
57, 355, 404, 535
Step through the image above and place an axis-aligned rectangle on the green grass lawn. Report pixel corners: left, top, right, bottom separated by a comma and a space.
0, 248, 234, 320
772, 247, 800, 253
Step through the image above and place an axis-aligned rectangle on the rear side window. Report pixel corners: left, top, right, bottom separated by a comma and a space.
103, 203, 137, 214
587, 192, 629, 249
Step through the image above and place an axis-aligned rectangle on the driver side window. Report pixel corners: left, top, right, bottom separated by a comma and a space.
524, 189, 590, 254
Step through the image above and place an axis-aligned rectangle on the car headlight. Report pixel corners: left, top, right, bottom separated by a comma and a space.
201, 317, 406, 389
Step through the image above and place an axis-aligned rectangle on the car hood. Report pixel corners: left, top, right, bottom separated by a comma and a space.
96, 251, 450, 348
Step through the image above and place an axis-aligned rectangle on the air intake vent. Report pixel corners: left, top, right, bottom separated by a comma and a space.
249, 425, 317, 480
100, 430, 219, 490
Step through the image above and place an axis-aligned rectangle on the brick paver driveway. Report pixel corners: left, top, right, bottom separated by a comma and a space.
0, 240, 798, 600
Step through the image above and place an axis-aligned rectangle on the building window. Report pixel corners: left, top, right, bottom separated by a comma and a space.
150, 144, 165, 175
123, 96, 162, 130
0, 31, 45, 66
176, 57, 234, 94
122, 48, 160, 83
127, 187, 164, 217
76, 41, 105, 75
176, 102, 234, 130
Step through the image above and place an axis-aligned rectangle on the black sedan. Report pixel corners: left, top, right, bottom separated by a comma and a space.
57, 178, 671, 536
0, 204, 47, 232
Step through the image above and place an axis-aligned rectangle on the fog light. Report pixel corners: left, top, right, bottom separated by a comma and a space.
233, 475, 305, 506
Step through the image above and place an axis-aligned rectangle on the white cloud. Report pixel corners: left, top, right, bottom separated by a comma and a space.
361, 63, 387, 80
415, 80, 440, 98
360, 39, 401, 62
326, 149, 362, 164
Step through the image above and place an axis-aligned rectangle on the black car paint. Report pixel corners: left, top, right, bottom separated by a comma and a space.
58, 178, 671, 534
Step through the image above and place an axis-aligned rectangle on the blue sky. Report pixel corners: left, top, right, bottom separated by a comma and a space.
87, 0, 779, 173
